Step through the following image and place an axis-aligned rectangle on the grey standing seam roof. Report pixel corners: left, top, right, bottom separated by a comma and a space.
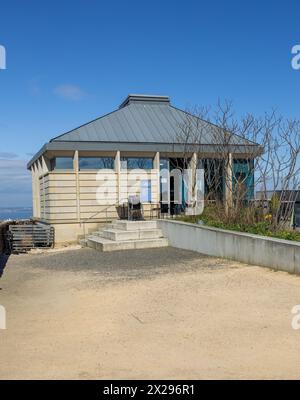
28, 94, 261, 169
51, 101, 251, 146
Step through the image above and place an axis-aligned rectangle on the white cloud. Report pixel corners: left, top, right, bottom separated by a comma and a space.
0, 152, 18, 159
54, 84, 86, 101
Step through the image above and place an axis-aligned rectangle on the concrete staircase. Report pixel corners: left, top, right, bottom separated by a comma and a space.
81, 220, 168, 252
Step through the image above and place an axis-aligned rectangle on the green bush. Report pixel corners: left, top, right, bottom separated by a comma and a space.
175, 205, 300, 243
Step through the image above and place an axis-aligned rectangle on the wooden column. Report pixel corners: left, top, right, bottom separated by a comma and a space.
31, 163, 37, 218
115, 151, 121, 204
185, 152, 198, 215
154, 152, 160, 204
74, 150, 80, 222
36, 160, 41, 218
41, 155, 49, 174
225, 153, 233, 212
36, 158, 43, 219
190, 152, 198, 204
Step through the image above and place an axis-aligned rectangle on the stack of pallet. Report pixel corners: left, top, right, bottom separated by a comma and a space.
7, 223, 54, 254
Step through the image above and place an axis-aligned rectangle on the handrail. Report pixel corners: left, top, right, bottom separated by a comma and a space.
80, 199, 124, 241
79, 199, 160, 241
79, 205, 110, 226
79, 198, 129, 226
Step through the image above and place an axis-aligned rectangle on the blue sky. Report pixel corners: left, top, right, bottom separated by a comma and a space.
0, 0, 300, 206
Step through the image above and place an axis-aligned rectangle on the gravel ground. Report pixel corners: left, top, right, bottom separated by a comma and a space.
14, 247, 227, 280
1, 246, 300, 379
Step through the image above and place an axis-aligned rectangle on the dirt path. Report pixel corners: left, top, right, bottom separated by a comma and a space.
1, 247, 300, 379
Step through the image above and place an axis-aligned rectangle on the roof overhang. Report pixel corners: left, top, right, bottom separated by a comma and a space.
27, 141, 263, 170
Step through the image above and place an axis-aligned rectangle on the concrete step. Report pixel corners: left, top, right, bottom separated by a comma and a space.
99, 228, 163, 241
79, 239, 88, 247
111, 220, 158, 231
86, 236, 168, 252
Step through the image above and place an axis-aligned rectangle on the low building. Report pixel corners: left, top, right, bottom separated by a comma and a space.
256, 190, 300, 228
27, 94, 260, 244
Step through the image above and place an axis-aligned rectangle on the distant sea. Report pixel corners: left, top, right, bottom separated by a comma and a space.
0, 207, 32, 221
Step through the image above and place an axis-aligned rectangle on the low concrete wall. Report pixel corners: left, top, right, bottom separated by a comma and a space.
158, 220, 300, 274
49, 221, 108, 246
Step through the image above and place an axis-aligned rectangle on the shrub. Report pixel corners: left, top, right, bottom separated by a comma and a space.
175, 203, 300, 242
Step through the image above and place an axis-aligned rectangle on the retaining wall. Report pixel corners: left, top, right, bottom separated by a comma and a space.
158, 220, 300, 274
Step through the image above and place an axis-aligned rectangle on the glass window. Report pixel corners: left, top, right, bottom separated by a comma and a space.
201, 158, 224, 201
140, 180, 152, 202
50, 157, 73, 170
79, 157, 114, 170
233, 159, 254, 200
160, 158, 169, 171
121, 157, 153, 170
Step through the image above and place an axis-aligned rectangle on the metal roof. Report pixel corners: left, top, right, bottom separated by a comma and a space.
119, 94, 170, 108
28, 94, 261, 169
50, 94, 251, 146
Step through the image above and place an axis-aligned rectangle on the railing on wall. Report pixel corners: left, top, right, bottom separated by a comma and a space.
80, 199, 161, 240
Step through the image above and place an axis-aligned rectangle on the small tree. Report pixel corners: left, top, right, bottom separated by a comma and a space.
176, 100, 300, 230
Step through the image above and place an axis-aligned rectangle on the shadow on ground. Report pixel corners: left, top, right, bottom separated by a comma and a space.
0, 253, 10, 278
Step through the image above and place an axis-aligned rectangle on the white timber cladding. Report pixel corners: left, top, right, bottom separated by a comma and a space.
34, 151, 160, 222
80, 170, 118, 219
31, 156, 48, 219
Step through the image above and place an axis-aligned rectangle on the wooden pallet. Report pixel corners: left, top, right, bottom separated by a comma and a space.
7, 223, 54, 253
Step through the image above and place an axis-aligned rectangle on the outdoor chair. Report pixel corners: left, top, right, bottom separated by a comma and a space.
116, 203, 128, 220
150, 203, 161, 219
128, 195, 144, 221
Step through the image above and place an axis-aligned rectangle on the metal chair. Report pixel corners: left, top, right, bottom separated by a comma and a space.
150, 203, 161, 219
116, 203, 128, 220
128, 195, 144, 221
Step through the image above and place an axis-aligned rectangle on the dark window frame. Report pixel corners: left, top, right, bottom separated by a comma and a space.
50, 157, 74, 171
121, 157, 154, 170
78, 156, 115, 170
